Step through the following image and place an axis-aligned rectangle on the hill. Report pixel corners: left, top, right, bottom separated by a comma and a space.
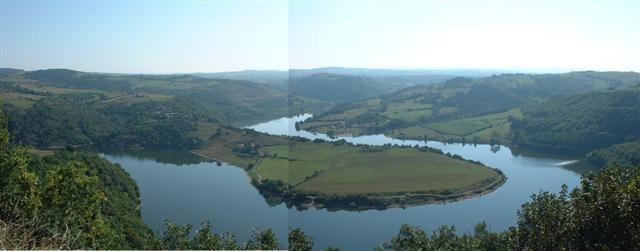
511, 89, 640, 155
2, 69, 329, 125
586, 140, 640, 168
289, 73, 407, 103
194, 68, 459, 96
193, 70, 289, 90
299, 71, 640, 145
0, 69, 333, 149
0, 68, 25, 77
1, 109, 154, 249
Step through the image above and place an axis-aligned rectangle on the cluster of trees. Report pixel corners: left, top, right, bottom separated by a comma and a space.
1, 107, 154, 249
586, 140, 640, 168
6, 94, 210, 150
511, 90, 640, 156
304, 71, 640, 144
381, 166, 639, 250
2, 68, 319, 128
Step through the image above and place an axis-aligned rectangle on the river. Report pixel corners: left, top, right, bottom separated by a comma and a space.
102, 114, 583, 250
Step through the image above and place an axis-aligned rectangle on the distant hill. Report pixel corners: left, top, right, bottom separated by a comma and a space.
1, 69, 328, 138
289, 73, 408, 103
193, 70, 288, 90
0, 68, 25, 76
192, 67, 516, 94
289, 67, 505, 78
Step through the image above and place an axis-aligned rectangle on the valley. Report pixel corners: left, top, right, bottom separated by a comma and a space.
1, 67, 638, 249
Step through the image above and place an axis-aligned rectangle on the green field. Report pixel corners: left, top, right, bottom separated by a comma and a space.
258, 143, 359, 185
425, 108, 522, 136
254, 141, 503, 196
301, 106, 522, 144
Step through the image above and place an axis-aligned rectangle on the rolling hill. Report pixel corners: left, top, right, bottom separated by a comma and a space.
299, 71, 640, 145
0, 68, 327, 149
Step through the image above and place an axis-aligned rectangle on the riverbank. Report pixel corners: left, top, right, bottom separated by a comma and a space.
191, 124, 508, 210
253, 169, 507, 211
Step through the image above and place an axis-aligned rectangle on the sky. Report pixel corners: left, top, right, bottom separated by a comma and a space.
1, 0, 639, 73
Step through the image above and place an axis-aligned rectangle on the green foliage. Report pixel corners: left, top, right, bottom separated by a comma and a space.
288, 228, 314, 251
382, 167, 640, 250
511, 90, 640, 154
570, 167, 640, 249
517, 185, 572, 250
36, 151, 156, 249
42, 161, 117, 248
244, 229, 280, 250
302, 71, 640, 142
383, 224, 429, 250
7, 94, 206, 150
159, 220, 192, 249
586, 140, 640, 168
190, 222, 226, 250
2, 69, 313, 137
154, 220, 284, 250
0, 105, 40, 222
0, 146, 40, 221
1, 107, 154, 249
156, 220, 241, 250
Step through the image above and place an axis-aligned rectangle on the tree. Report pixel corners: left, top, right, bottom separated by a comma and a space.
516, 185, 572, 250
0, 104, 40, 223
244, 229, 279, 250
570, 167, 640, 249
159, 220, 192, 250
289, 228, 313, 251
42, 161, 117, 248
383, 224, 429, 250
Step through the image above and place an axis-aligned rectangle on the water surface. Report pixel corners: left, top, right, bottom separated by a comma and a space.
104, 114, 583, 250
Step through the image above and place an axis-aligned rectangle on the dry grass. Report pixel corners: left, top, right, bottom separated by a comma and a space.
0, 218, 73, 249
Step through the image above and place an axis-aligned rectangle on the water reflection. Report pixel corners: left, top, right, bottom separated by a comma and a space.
104, 114, 584, 250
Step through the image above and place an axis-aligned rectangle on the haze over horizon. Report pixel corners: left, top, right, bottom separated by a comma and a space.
1, 1, 639, 73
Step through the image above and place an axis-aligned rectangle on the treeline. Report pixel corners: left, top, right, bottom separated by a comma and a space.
6, 94, 214, 150
586, 140, 640, 167
511, 90, 640, 156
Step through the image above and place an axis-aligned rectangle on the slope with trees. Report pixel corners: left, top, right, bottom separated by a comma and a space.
299, 71, 640, 145
511, 89, 640, 161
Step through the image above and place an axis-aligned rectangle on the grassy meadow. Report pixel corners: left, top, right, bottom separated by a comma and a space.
254, 141, 503, 196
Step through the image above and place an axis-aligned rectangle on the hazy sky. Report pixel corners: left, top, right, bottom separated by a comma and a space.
1, 0, 639, 73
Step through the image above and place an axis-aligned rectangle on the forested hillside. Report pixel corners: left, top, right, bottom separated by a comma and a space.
7, 94, 210, 149
511, 90, 640, 155
0, 107, 154, 249
586, 140, 640, 168
0, 69, 329, 149
299, 71, 640, 144
1, 69, 327, 126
